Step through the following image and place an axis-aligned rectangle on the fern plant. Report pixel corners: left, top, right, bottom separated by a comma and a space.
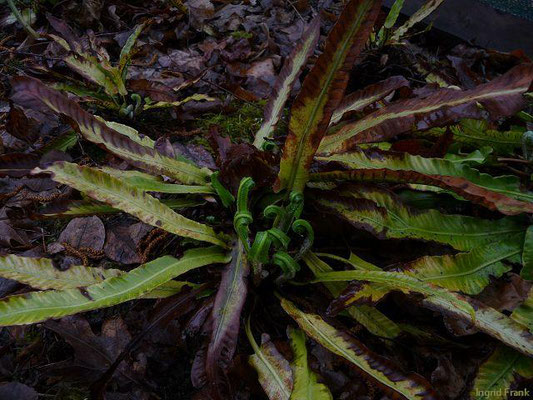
4, 0, 533, 398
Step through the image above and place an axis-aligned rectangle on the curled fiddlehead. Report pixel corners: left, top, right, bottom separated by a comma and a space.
267, 228, 291, 250
273, 251, 301, 281
261, 140, 277, 152
292, 219, 314, 260
211, 171, 235, 208
233, 177, 255, 251
264, 205, 287, 221
287, 192, 304, 220
249, 231, 272, 264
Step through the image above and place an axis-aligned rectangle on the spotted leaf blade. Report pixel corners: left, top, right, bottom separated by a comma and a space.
0, 254, 121, 290
100, 167, 214, 194
275, 0, 381, 193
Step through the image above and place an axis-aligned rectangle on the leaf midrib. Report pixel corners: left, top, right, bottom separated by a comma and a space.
285, 1, 371, 192
321, 86, 528, 151
0, 252, 224, 321
295, 310, 411, 397
57, 167, 224, 246
417, 249, 519, 282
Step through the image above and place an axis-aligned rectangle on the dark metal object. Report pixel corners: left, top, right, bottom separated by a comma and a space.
384, 0, 533, 56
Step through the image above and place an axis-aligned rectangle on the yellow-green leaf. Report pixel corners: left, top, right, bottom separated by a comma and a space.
280, 298, 438, 400
314, 188, 525, 251
288, 327, 333, 400
402, 240, 520, 295
302, 252, 399, 338
0, 254, 195, 299
471, 345, 533, 400
0, 247, 230, 326
35, 162, 229, 248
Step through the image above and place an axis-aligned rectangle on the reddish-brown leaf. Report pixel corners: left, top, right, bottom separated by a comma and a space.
205, 241, 249, 399
275, 0, 382, 193
0, 153, 40, 178
331, 75, 410, 125
253, 17, 321, 147
320, 63, 533, 152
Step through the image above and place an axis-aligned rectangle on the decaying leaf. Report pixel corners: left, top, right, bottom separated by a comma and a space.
11, 77, 211, 185
247, 320, 293, 400
330, 75, 409, 125
312, 169, 533, 215
205, 241, 249, 398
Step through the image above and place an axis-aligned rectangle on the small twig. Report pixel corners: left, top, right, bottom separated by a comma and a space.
503, 166, 530, 177
6, 0, 39, 39
287, 0, 305, 23
497, 157, 531, 165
